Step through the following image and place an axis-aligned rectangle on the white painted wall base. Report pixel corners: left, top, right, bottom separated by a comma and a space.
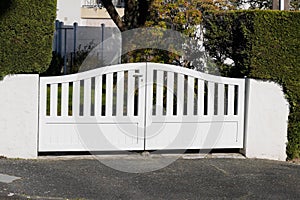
0, 75, 39, 159
242, 79, 289, 161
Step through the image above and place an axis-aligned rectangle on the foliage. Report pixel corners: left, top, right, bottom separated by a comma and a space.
290, 0, 300, 10
124, 0, 237, 68
234, 0, 273, 9
41, 52, 64, 76
0, 0, 57, 78
101, 0, 239, 67
203, 10, 300, 159
233, 0, 300, 10
101, 0, 152, 31
72, 42, 99, 73
42, 42, 102, 76
203, 11, 254, 77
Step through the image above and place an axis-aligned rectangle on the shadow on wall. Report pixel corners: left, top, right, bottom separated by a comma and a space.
0, 0, 13, 18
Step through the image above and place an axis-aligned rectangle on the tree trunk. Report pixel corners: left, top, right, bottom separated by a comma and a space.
102, 0, 153, 63
101, 0, 125, 31
121, 0, 152, 62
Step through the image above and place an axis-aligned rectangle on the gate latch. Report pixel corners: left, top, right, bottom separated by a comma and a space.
132, 74, 143, 82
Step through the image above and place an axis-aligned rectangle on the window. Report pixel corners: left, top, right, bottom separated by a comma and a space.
82, 0, 125, 8
82, 0, 102, 8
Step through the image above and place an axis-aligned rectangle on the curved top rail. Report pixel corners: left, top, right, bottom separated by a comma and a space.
40, 63, 145, 83
40, 62, 244, 85
147, 62, 244, 85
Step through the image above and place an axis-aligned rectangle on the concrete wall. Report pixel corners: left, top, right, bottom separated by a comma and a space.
0, 75, 39, 159
243, 79, 289, 161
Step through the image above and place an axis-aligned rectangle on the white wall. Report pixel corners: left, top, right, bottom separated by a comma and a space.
0, 75, 39, 159
81, 18, 118, 27
243, 79, 289, 161
56, 0, 118, 27
57, 0, 82, 25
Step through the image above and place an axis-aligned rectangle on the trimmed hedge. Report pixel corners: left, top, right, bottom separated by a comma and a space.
203, 10, 300, 159
0, 0, 57, 78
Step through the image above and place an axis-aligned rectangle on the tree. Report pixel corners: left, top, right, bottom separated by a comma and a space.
290, 0, 300, 10
102, 0, 237, 31
101, 0, 298, 67
233, 0, 273, 9
144, 0, 236, 69
100, 0, 154, 63
101, 0, 236, 68
101, 0, 152, 31
0, 0, 56, 78
234, 0, 297, 10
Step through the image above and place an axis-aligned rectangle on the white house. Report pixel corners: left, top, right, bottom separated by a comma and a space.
56, 0, 124, 27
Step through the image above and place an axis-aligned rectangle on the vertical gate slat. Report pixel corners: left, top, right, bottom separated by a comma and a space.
127, 70, 135, 117
156, 70, 164, 116
50, 84, 58, 116
218, 83, 225, 116
228, 84, 235, 115
72, 81, 80, 117
84, 78, 92, 116
147, 68, 154, 116
117, 71, 124, 116
238, 85, 244, 115
137, 68, 145, 118
207, 82, 214, 116
187, 76, 194, 116
198, 79, 204, 116
61, 82, 69, 116
94, 76, 102, 116
106, 73, 113, 116
177, 73, 184, 116
166, 71, 174, 116
40, 81, 47, 116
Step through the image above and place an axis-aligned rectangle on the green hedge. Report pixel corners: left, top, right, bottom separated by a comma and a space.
203, 10, 300, 159
0, 0, 57, 78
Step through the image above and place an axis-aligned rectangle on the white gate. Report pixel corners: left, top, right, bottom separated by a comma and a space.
145, 63, 245, 150
39, 63, 146, 151
38, 63, 245, 152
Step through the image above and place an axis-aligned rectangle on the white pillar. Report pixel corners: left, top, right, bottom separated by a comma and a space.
243, 79, 289, 161
0, 75, 39, 158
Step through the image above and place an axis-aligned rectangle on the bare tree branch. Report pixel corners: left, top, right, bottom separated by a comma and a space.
101, 0, 125, 31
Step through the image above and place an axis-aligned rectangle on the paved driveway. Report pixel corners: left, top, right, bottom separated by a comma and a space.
0, 156, 299, 199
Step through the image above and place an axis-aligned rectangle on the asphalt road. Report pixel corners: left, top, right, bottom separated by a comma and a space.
0, 156, 299, 200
